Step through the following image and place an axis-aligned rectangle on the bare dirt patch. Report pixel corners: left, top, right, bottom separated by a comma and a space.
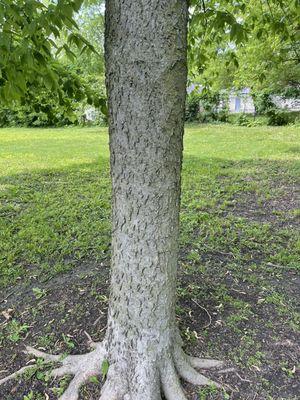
1, 257, 299, 400
223, 182, 299, 231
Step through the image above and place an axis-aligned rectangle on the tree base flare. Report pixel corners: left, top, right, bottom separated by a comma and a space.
0, 341, 225, 400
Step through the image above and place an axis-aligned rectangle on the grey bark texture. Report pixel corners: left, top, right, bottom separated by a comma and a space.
1, 2, 224, 398
104, 0, 187, 398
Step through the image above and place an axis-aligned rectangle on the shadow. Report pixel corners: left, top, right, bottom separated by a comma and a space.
0, 155, 299, 400
0, 159, 112, 287
0, 155, 298, 288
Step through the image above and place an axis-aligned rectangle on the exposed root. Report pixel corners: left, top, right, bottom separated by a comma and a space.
25, 345, 63, 362
160, 346, 225, 400
189, 356, 224, 370
161, 358, 189, 400
99, 366, 126, 400
173, 347, 222, 388
1, 341, 227, 399
0, 365, 35, 386
29, 343, 106, 400
0, 342, 106, 400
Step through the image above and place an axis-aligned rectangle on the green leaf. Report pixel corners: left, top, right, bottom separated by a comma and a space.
101, 359, 109, 380
89, 376, 99, 384
61, 4, 74, 19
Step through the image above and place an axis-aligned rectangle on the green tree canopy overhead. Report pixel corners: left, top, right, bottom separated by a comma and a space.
0, 0, 97, 102
189, 0, 299, 94
1, 0, 299, 103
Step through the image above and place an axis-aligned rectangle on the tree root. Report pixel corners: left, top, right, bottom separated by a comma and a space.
0, 342, 226, 400
0, 365, 35, 386
0, 343, 106, 400
173, 346, 223, 388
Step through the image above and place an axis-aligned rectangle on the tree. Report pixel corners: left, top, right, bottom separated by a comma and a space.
188, 0, 299, 94
1, 1, 224, 399
1, 0, 297, 399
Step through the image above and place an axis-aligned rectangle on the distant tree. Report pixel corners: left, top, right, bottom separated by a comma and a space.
189, 0, 299, 94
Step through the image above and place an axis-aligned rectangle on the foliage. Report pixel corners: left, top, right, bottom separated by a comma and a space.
235, 113, 251, 127
71, 1, 105, 76
0, 65, 106, 127
199, 91, 229, 123
228, 111, 300, 127
189, 0, 299, 94
266, 109, 292, 126
0, 0, 105, 114
1, 1, 82, 100
1, 0, 298, 126
251, 91, 300, 126
186, 89, 229, 123
186, 92, 201, 122
252, 91, 276, 115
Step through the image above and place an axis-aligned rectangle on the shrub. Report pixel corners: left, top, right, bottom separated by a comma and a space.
236, 113, 251, 126
267, 109, 293, 126
185, 93, 201, 122
253, 91, 275, 115
185, 90, 229, 123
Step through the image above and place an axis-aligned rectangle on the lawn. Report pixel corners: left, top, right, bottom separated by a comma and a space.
0, 124, 299, 399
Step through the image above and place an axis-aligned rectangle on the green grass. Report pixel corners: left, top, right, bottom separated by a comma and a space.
0, 124, 299, 287
0, 124, 299, 399
0, 127, 111, 285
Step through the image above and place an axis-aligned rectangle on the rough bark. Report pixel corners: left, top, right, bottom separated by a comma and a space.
1, 2, 225, 399
104, 0, 187, 398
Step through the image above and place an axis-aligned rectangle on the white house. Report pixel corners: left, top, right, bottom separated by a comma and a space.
228, 88, 255, 114
188, 84, 300, 114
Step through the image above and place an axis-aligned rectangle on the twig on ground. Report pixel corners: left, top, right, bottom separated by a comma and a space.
0, 292, 14, 304
99, 324, 107, 333
202, 243, 235, 258
192, 299, 212, 329
235, 372, 252, 383
93, 315, 102, 326
84, 331, 96, 348
231, 288, 247, 295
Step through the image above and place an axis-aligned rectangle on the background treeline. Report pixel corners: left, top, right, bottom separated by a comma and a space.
0, 0, 299, 127
185, 89, 300, 127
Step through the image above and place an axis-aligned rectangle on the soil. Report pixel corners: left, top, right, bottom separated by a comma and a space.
1, 263, 299, 399
0, 184, 299, 400
224, 183, 299, 228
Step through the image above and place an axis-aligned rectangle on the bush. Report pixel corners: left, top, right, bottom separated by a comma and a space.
266, 109, 300, 126
199, 91, 229, 123
253, 91, 275, 115
185, 93, 201, 122
185, 90, 229, 123
252, 90, 300, 126
236, 113, 251, 126
266, 108, 289, 126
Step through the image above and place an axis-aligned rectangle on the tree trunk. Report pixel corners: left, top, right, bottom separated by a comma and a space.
104, 0, 187, 398
1, 2, 223, 399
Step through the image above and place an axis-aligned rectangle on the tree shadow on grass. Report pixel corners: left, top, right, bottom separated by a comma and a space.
0, 159, 112, 288
0, 156, 298, 288
0, 156, 299, 399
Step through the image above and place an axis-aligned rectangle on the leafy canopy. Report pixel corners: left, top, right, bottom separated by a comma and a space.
0, 0, 299, 104
189, 0, 299, 93
0, 0, 98, 102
